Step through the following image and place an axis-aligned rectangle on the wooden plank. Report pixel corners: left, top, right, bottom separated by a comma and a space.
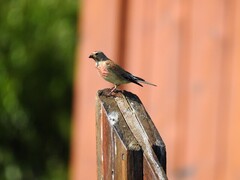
96, 89, 143, 180
115, 91, 167, 179
172, 0, 192, 178
122, 91, 167, 172
225, 0, 240, 178
96, 89, 167, 179
151, 1, 182, 179
213, 1, 235, 179
96, 97, 103, 179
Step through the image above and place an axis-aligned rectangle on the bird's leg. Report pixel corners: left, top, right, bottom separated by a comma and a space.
108, 84, 118, 95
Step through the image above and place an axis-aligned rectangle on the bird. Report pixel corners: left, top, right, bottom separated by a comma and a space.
89, 51, 156, 95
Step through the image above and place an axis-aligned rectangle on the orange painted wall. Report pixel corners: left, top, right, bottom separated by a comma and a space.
71, 0, 240, 179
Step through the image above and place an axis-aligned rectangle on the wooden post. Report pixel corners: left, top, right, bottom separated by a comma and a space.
96, 89, 167, 180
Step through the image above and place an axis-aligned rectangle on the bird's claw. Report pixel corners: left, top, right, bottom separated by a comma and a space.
107, 88, 116, 96
106, 85, 119, 96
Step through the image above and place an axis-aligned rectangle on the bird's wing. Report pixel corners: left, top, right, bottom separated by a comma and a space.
107, 62, 143, 87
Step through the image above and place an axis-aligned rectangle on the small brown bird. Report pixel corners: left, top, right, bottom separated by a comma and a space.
89, 51, 156, 94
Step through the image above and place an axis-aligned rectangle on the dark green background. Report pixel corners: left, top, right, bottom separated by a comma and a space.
0, 0, 77, 179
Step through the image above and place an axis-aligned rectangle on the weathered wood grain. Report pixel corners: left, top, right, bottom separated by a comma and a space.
96, 89, 167, 180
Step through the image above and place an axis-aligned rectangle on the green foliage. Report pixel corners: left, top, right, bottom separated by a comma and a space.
0, 0, 77, 179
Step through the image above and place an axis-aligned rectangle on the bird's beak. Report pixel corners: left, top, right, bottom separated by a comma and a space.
89, 54, 94, 58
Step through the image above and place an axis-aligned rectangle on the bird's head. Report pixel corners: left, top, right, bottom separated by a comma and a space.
89, 51, 109, 62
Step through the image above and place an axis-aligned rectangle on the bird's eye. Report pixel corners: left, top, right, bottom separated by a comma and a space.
95, 52, 99, 56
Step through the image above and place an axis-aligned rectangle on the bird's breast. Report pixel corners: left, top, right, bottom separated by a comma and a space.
96, 61, 109, 78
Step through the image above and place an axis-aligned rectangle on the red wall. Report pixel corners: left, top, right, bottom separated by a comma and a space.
71, 0, 240, 179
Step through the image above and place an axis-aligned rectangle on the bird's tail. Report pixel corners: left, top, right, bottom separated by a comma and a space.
134, 76, 157, 86
137, 80, 157, 86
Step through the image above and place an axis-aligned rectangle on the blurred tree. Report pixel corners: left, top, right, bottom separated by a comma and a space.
0, 0, 77, 179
